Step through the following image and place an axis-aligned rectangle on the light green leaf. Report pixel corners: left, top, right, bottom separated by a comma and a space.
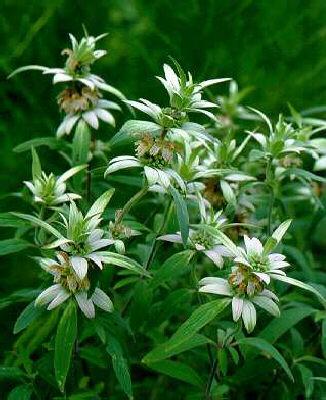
272, 219, 292, 243
272, 275, 326, 308
31, 147, 42, 180
150, 250, 195, 289
85, 188, 115, 219
147, 360, 203, 387
237, 337, 294, 381
169, 186, 189, 246
96, 251, 150, 277
72, 120, 91, 166
55, 301, 77, 392
109, 120, 161, 148
0, 239, 33, 256
14, 137, 62, 153
8, 65, 48, 79
12, 213, 63, 239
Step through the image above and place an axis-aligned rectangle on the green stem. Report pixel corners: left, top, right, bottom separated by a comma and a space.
267, 186, 275, 237
85, 162, 92, 202
144, 199, 173, 270
205, 357, 217, 399
115, 184, 148, 226
265, 157, 275, 236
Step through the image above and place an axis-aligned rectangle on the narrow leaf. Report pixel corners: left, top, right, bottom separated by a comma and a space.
237, 337, 294, 381
55, 301, 77, 392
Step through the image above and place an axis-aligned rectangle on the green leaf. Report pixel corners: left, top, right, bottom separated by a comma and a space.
95, 251, 150, 277
169, 186, 189, 246
258, 306, 314, 344
322, 319, 326, 359
109, 120, 161, 147
14, 301, 44, 334
8, 384, 32, 400
143, 334, 212, 363
297, 364, 314, 398
143, 299, 229, 363
0, 367, 26, 381
150, 250, 195, 289
15, 308, 59, 358
281, 168, 326, 183
271, 219, 292, 243
147, 360, 203, 387
12, 213, 64, 239
72, 120, 91, 166
85, 188, 115, 219
273, 275, 326, 308
106, 336, 132, 398
237, 337, 294, 381
31, 147, 42, 180
13, 137, 62, 153
0, 213, 28, 228
0, 239, 33, 256
55, 301, 77, 392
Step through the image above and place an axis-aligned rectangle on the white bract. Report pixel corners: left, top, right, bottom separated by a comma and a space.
199, 276, 279, 333
25, 165, 85, 206
35, 252, 113, 318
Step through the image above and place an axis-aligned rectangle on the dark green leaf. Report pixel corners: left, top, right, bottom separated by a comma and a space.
55, 301, 77, 392
147, 360, 203, 387
14, 301, 44, 334
143, 299, 229, 363
0, 239, 33, 256
106, 336, 132, 398
150, 250, 195, 289
237, 337, 294, 381
8, 384, 32, 400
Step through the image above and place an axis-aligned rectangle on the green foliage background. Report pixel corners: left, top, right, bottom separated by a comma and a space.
0, 0, 325, 396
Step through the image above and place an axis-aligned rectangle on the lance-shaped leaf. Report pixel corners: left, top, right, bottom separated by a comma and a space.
95, 251, 150, 277
272, 274, 326, 308
169, 186, 189, 246
85, 188, 115, 219
143, 299, 229, 363
146, 360, 203, 388
106, 336, 133, 398
12, 213, 64, 239
54, 301, 77, 392
237, 337, 294, 381
0, 239, 33, 256
31, 147, 42, 180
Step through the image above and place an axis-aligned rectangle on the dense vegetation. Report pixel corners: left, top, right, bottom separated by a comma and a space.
1, 2, 325, 399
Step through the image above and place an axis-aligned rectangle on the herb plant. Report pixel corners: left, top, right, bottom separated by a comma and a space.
1, 31, 326, 400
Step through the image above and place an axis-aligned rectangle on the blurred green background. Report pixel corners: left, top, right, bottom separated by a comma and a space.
0, 0, 325, 337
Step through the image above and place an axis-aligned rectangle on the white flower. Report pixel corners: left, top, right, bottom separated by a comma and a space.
24, 165, 85, 206
35, 252, 113, 318
105, 155, 185, 191
158, 228, 232, 268
156, 63, 230, 120
199, 276, 280, 333
56, 97, 121, 137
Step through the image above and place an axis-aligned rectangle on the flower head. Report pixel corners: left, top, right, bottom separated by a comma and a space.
35, 252, 113, 318
199, 275, 280, 333
24, 154, 85, 207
